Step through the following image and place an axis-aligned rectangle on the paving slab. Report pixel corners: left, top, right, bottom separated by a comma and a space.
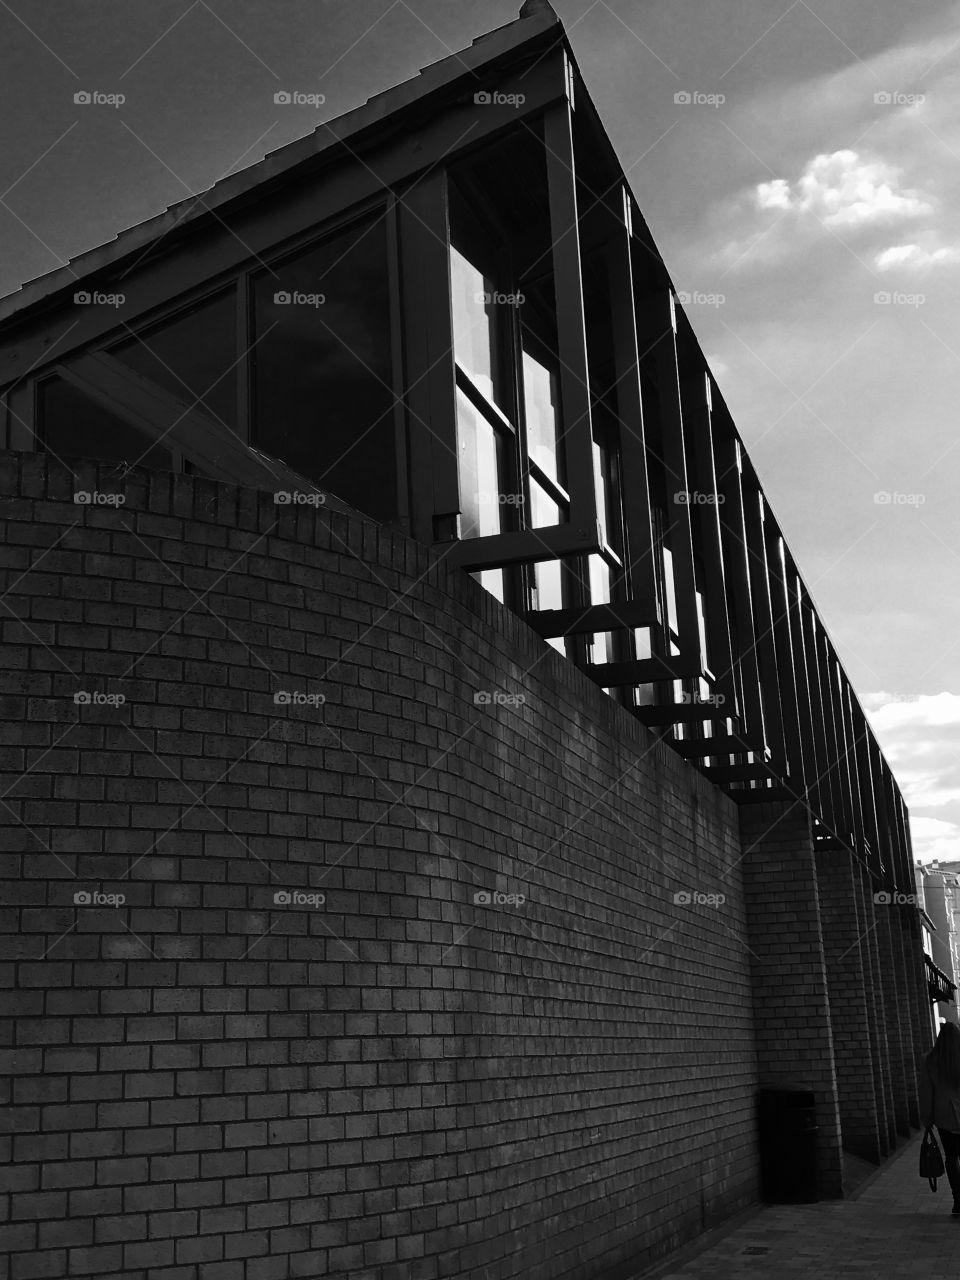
638, 1135, 960, 1279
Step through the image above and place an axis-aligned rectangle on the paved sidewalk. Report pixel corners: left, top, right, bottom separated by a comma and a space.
643, 1135, 960, 1278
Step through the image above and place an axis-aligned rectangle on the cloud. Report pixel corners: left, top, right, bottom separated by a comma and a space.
754, 150, 933, 229
875, 242, 960, 270
865, 692, 960, 862
911, 816, 960, 864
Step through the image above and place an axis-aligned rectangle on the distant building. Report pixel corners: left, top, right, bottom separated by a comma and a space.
918, 860, 960, 1027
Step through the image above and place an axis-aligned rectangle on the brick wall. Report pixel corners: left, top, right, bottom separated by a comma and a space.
814, 846, 882, 1162
0, 452, 760, 1280
739, 802, 843, 1198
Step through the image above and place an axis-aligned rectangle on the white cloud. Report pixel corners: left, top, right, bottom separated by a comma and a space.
875, 242, 960, 271
865, 692, 960, 862
756, 179, 792, 211
754, 149, 933, 229
911, 816, 960, 864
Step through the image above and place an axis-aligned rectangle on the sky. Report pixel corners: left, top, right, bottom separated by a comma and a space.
0, 0, 958, 861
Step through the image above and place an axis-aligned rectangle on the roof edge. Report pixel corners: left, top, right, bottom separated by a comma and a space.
0, 1, 565, 333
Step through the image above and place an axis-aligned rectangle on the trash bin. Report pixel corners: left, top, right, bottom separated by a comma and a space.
757, 1085, 819, 1203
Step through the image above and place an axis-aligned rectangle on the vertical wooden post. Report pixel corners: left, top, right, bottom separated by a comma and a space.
605, 188, 658, 620
541, 86, 600, 546
395, 169, 459, 547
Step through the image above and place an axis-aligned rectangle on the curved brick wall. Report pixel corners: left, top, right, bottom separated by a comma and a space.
1, 450, 758, 1280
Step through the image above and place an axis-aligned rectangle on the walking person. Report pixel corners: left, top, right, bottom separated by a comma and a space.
920, 1022, 960, 1212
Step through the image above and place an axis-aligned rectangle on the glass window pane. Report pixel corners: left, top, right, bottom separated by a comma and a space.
252, 216, 397, 524
456, 389, 504, 539
523, 350, 561, 484
588, 554, 613, 666
663, 545, 678, 635
111, 291, 238, 430
593, 438, 609, 541
450, 246, 498, 405
589, 554, 611, 606
529, 477, 565, 530
40, 376, 173, 470
471, 568, 504, 603
533, 557, 563, 613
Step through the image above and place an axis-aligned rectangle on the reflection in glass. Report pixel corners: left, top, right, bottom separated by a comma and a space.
471, 568, 505, 603
252, 216, 397, 523
593, 438, 609, 542
456, 390, 503, 539
112, 291, 238, 430
529, 477, 562, 530
663, 545, 678, 635
450, 246, 497, 405
40, 377, 173, 470
588, 555, 613, 666
523, 350, 561, 483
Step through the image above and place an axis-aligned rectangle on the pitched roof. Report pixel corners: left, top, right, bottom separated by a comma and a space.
0, 2, 563, 328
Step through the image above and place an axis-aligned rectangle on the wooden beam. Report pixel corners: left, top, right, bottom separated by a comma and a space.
675, 318, 737, 711
740, 475, 788, 773
541, 96, 599, 542
712, 421, 766, 750
634, 286, 702, 669
762, 515, 804, 786
607, 190, 659, 621
395, 170, 459, 547
586, 652, 704, 686
636, 702, 738, 727
673, 733, 757, 760
731, 785, 797, 805
438, 519, 601, 570
702, 763, 781, 785
525, 598, 657, 637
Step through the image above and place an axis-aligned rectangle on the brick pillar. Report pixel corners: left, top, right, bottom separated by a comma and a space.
814, 846, 882, 1162
874, 899, 911, 1138
868, 878, 898, 1150
740, 802, 843, 1198
854, 865, 890, 1156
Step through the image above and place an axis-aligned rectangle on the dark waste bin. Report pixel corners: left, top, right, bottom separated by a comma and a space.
757, 1085, 819, 1203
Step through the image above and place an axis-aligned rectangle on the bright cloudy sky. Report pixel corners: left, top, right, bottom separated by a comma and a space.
1, 0, 958, 860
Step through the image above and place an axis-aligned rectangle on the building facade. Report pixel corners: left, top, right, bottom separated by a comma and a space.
918, 860, 960, 1028
0, 3, 933, 1278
